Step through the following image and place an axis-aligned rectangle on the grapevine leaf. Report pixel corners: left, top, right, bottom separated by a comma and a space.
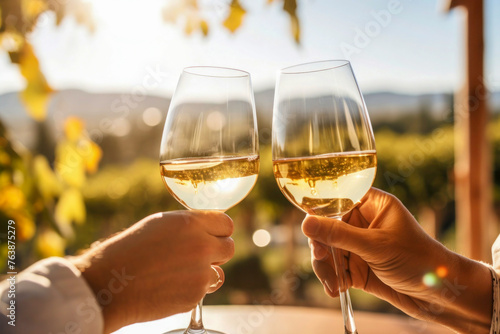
64, 116, 84, 141
55, 140, 86, 188
15, 42, 54, 121
55, 187, 86, 234
200, 19, 209, 36
33, 154, 62, 200
36, 229, 66, 258
84, 141, 102, 174
283, 0, 300, 43
14, 212, 36, 241
223, 0, 246, 33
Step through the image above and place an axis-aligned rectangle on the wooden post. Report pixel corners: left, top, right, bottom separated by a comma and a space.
446, 0, 492, 261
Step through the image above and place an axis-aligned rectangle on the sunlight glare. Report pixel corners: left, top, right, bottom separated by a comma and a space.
215, 177, 239, 193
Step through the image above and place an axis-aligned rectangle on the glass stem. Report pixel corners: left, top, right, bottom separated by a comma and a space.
331, 246, 358, 334
185, 299, 206, 334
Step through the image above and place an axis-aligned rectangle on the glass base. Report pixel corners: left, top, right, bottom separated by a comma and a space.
163, 329, 226, 334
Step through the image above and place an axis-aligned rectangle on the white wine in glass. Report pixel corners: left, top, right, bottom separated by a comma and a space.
272, 60, 377, 334
159, 66, 259, 334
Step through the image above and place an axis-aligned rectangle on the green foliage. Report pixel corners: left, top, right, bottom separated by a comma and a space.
373, 126, 455, 212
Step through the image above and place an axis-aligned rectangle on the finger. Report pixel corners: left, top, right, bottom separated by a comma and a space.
302, 215, 375, 257
207, 266, 225, 294
345, 206, 371, 229
312, 258, 339, 298
355, 187, 395, 223
310, 239, 329, 261
200, 211, 234, 237
211, 236, 235, 265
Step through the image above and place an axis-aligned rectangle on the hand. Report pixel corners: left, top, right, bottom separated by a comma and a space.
70, 211, 234, 333
302, 187, 492, 333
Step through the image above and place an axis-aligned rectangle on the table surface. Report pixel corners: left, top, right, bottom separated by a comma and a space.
113, 305, 454, 334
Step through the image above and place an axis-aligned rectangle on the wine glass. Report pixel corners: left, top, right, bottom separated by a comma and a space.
272, 60, 376, 334
159, 66, 259, 334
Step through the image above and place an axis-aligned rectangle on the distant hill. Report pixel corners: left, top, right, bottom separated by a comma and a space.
254, 89, 500, 122
1, 88, 499, 149
0, 89, 171, 148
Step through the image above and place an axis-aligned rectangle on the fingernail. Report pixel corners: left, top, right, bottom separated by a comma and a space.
303, 217, 321, 237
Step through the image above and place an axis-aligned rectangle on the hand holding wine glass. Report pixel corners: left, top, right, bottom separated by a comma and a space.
302, 187, 494, 334
272, 60, 377, 334
159, 66, 259, 334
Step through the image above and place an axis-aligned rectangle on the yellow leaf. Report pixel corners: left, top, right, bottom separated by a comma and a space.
55, 141, 86, 188
12, 212, 36, 241
22, 0, 48, 22
200, 19, 209, 36
55, 188, 86, 229
84, 141, 102, 174
0, 151, 11, 165
36, 229, 66, 258
223, 0, 246, 33
17, 42, 53, 121
19, 88, 52, 121
283, 0, 297, 15
64, 116, 85, 142
56, 117, 102, 178
290, 14, 300, 43
34, 155, 62, 200
283, 0, 300, 43
0, 185, 26, 211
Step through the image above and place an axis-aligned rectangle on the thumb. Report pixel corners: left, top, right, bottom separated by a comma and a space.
302, 215, 372, 256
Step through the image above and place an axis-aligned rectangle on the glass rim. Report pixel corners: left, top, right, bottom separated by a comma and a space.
280, 60, 351, 75
183, 66, 250, 78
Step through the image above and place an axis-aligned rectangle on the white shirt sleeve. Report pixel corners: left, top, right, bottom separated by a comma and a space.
489, 235, 500, 334
0, 257, 104, 334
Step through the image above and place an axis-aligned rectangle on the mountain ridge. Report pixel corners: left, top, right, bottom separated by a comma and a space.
1, 88, 499, 148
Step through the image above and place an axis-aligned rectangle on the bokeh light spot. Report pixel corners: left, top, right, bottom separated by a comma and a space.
112, 118, 131, 137
206, 111, 226, 131
142, 107, 162, 127
436, 266, 448, 278
422, 272, 439, 287
252, 229, 271, 247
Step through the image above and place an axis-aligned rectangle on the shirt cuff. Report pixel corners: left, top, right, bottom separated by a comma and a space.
0, 256, 104, 334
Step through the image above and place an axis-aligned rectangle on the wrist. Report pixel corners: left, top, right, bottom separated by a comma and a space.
426, 249, 492, 333
69, 248, 131, 333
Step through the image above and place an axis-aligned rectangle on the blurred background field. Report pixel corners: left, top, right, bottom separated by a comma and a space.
1, 0, 500, 316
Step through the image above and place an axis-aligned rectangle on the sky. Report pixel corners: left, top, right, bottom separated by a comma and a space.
0, 0, 499, 96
